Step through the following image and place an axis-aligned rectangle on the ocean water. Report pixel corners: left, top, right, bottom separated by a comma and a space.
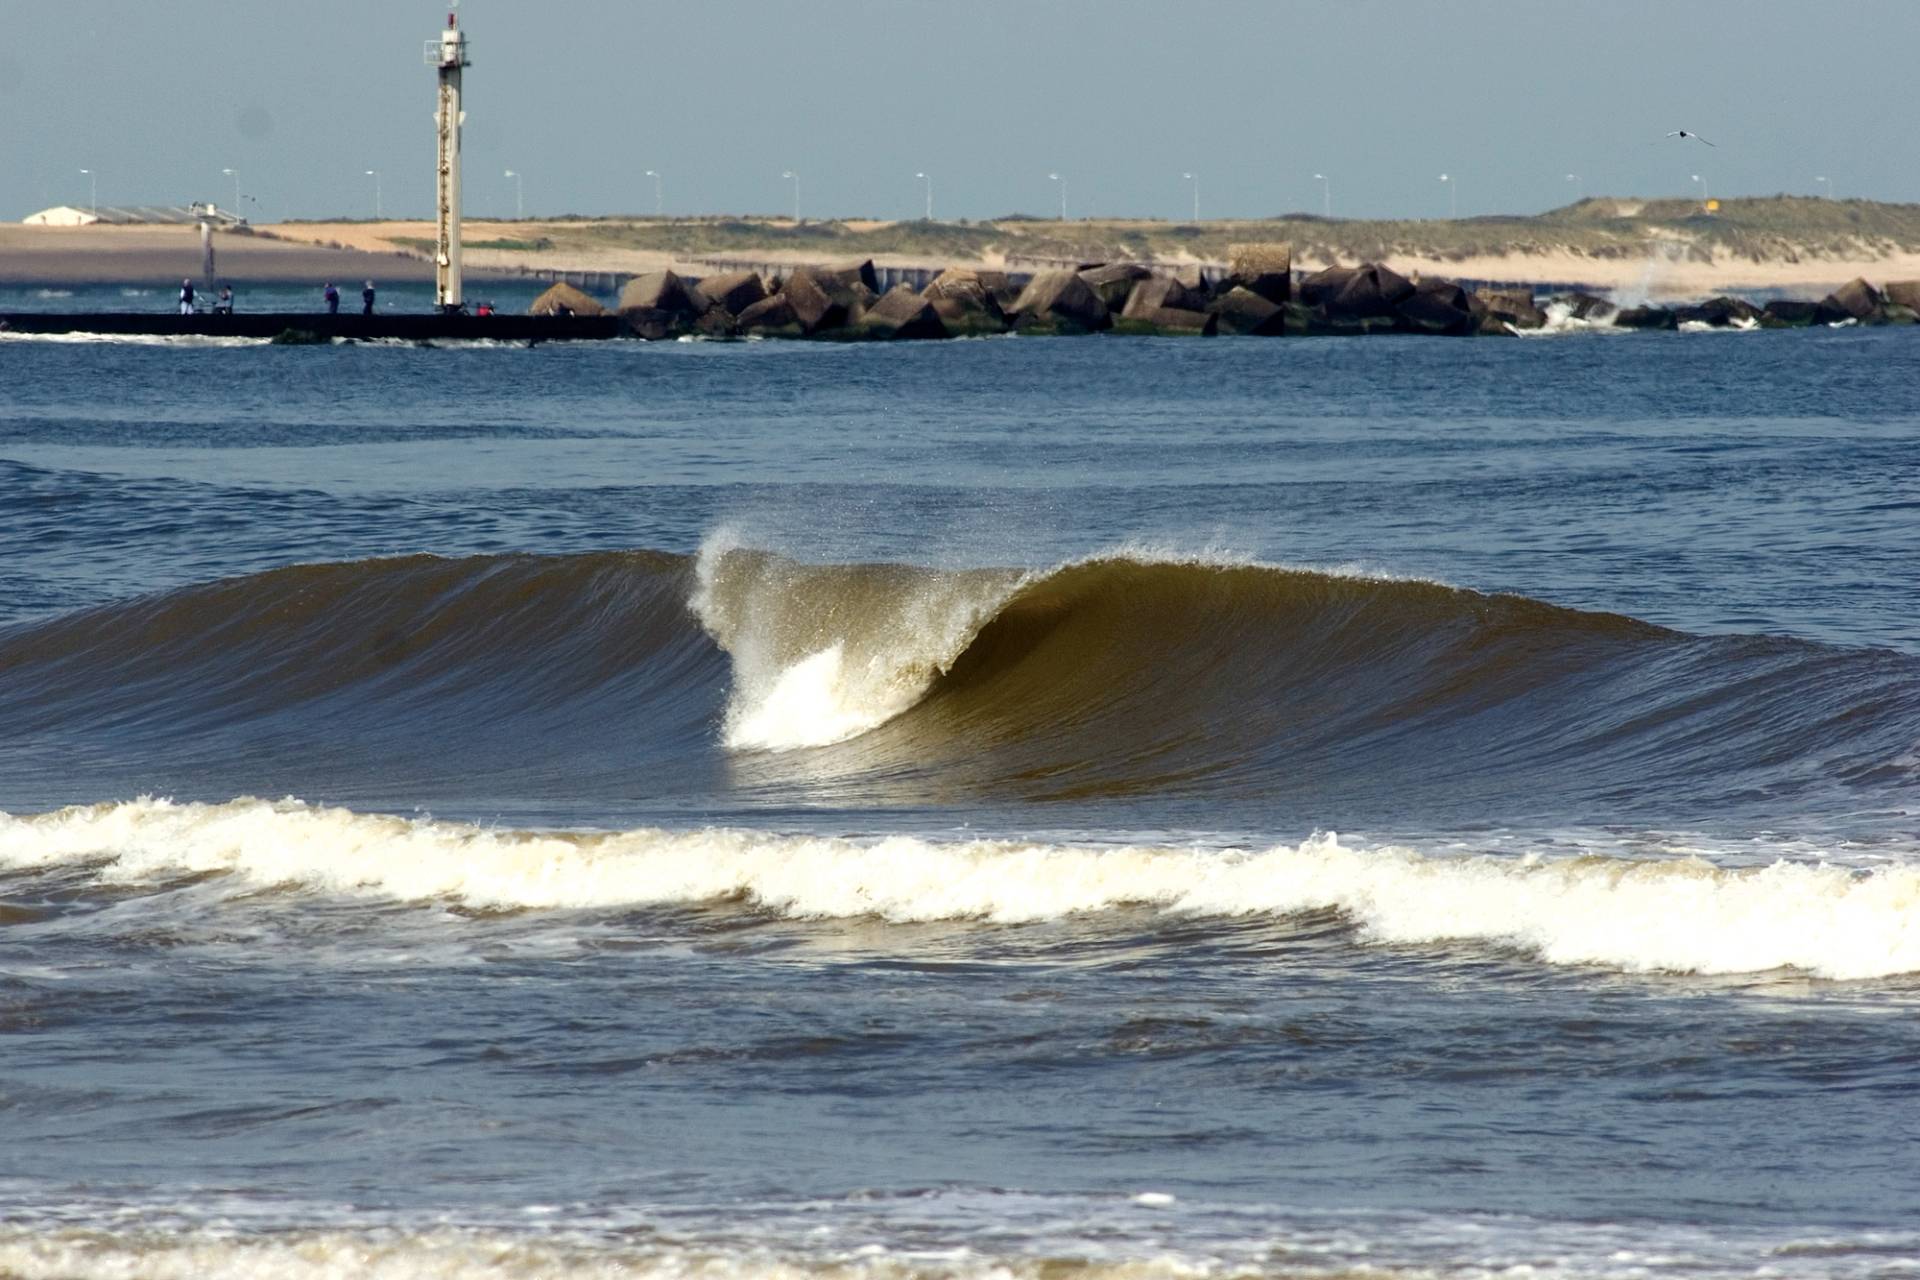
1, 321, 1918, 1279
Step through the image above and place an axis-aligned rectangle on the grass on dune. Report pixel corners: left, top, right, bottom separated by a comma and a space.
315, 197, 1920, 268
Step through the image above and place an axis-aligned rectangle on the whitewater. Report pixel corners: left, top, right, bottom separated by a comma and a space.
6, 797, 1919, 980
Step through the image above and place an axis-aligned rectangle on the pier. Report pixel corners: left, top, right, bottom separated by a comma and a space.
0, 312, 623, 342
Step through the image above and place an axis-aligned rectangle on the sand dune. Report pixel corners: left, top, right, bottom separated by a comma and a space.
9, 212, 1919, 301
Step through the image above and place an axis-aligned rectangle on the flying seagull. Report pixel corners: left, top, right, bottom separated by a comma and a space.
1665, 130, 1716, 147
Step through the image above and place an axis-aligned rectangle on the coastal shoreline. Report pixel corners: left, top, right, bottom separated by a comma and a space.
10, 202, 1920, 300
0, 224, 520, 288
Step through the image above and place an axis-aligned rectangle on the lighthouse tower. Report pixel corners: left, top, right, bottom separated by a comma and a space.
428, 8, 470, 312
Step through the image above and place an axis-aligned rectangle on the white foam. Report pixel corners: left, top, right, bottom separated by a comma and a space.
690, 534, 1026, 750
0, 1210, 1901, 1280
1512, 299, 1620, 338
337, 337, 533, 349
727, 642, 887, 748
0, 1224, 1431, 1280
0, 331, 268, 348
0, 1230, 938, 1280
5, 798, 1920, 980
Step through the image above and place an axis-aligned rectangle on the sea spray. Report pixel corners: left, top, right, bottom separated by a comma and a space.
690, 533, 1028, 750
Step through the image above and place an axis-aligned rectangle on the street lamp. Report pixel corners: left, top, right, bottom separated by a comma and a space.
1691, 173, 1707, 206
916, 171, 932, 221
364, 170, 382, 220
1182, 171, 1200, 222
1816, 175, 1833, 200
645, 169, 663, 216
1313, 172, 1330, 218
221, 168, 240, 213
1565, 172, 1582, 203
504, 169, 524, 220
782, 170, 800, 222
1438, 173, 1456, 219
1048, 172, 1066, 221
79, 168, 97, 217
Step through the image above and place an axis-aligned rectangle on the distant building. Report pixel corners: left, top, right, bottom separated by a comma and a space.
21, 203, 247, 227
23, 206, 98, 226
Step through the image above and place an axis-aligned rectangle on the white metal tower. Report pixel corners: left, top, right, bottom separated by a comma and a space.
428, 9, 470, 312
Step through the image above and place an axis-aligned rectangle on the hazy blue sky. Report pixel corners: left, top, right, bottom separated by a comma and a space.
2, 2, 1914, 224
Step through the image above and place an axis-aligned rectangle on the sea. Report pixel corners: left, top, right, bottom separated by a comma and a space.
2, 282, 1918, 1279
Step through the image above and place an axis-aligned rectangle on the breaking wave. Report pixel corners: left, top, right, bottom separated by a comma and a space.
5, 796, 1920, 979
0, 543, 1914, 821
691, 533, 1030, 749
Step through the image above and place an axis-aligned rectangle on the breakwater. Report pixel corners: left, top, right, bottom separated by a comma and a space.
582, 246, 1920, 341
9, 250, 1917, 344
0, 311, 622, 343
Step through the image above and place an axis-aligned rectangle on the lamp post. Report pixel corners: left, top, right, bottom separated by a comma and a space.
79, 168, 96, 217
1048, 172, 1066, 221
645, 169, 663, 216
1565, 172, 1582, 203
1313, 172, 1329, 218
1182, 171, 1199, 222
365, 170, 382, 220
916, 171, 932, 221
1691, 172, 1707, 207
1816, 175, 1833, 200
504, 169, 524, 220
221, 168, 240, 213
1438, 173, 1455, 219
782, 170, 800, 222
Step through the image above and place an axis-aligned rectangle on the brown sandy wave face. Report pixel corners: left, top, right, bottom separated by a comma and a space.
2, 548, 1914, 823
0, 551, 728, 807
691, 547, 1917, 823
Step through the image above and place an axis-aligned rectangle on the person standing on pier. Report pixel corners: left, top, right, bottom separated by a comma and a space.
324, 282, 340, 314
178, 279, 195, 315
362, 281, 376, 315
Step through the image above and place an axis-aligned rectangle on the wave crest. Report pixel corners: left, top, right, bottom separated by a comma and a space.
1, 545, 1913, 819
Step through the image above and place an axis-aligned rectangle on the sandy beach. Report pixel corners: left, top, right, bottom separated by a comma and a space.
6, 217, 1919, 300
1353, 246, 1920, 297
0, 223, 513, 287
257, 219, 1920, 300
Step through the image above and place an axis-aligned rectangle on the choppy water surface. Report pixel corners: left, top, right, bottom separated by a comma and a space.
2, 325, 1918, 1278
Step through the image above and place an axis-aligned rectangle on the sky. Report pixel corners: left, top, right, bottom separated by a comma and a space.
1, 1, 1915, 225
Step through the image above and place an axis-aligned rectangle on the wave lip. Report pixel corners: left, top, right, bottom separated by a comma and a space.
691, 535, 1028, 750
7, 797, 1920, 980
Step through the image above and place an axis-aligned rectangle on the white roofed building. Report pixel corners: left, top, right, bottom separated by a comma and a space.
23, 206, 100, 226
22, 204, 247, 227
